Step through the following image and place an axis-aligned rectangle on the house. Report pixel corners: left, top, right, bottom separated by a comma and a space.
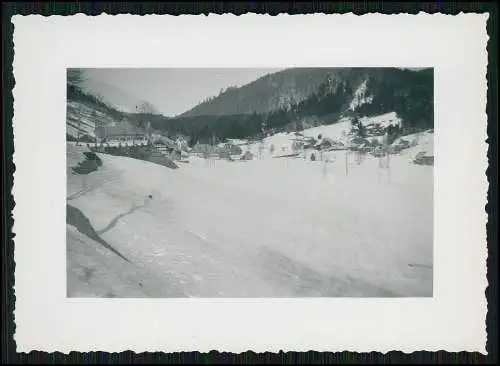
349, 136, 370, 150
150, 135, 183, 158
172, 134, 190, 151
192, 143, 216, 156
157, 136, 178, 149
413, 151, 434, 166
217, 142, 242, 156
94, 119, 148, 146
240, 151, 254, 161
391, 138, 411, 153
218, 150, 233, 161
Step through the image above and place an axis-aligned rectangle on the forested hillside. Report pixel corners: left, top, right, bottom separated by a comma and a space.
126, 68, 433, 145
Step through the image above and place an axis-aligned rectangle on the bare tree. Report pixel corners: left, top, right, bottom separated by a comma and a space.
258, 142, 264, 159
67, 68, 86, 86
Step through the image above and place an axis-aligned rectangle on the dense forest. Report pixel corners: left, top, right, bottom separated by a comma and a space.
179, 68, 343, 118
354, 68, 434, 130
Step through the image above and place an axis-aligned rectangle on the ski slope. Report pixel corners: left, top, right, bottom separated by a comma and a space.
67, 132, 433, 297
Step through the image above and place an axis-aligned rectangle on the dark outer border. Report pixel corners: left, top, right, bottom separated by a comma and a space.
2, 2, 498, 364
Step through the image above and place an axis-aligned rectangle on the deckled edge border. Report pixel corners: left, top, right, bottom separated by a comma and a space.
3, 2, 497, 364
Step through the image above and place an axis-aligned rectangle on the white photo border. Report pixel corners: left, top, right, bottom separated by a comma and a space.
12, 13, 489, 353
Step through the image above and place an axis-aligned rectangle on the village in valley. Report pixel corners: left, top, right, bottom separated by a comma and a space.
66, 68, 434, 299
68, 107, 433, 171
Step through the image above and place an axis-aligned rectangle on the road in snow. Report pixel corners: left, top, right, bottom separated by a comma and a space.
67, 140, 433, 298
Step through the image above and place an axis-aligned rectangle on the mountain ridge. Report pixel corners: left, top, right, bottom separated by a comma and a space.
179, 67, 432, 119
133, 67, 433, 145
67, 67, 433, 148
179, 68, 343, 117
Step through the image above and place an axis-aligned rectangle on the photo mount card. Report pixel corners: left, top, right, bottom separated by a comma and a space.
11, 13, 489, 354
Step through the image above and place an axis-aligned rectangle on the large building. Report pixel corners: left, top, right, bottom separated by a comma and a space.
94, 119, 148, 145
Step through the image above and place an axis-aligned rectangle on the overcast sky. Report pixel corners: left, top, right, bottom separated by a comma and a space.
82, 68, 283, 116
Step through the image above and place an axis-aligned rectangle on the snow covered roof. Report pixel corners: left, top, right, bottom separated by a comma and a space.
95, 120, 145, 139
227, 139, 248, 146
359, 112, 402, 128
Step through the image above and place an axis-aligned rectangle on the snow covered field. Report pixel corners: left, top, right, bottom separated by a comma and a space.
67, 128, 433, 297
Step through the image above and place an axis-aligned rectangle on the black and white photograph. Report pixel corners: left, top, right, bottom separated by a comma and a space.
66, 67, 434, 298
12, 12, 488, 353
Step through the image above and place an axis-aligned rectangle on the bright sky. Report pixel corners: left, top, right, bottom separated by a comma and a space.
82, 68, 283, 117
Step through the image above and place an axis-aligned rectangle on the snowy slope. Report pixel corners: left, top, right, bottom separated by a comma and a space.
245, 113, 414, 158
302, 117, 352, 141
66, 97, 136, 140
67, 101, 114, 139
67, 132, 433, 297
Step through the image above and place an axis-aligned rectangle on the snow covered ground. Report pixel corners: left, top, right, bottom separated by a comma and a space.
244, 114, 432, 161
67, 125, 433, 297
